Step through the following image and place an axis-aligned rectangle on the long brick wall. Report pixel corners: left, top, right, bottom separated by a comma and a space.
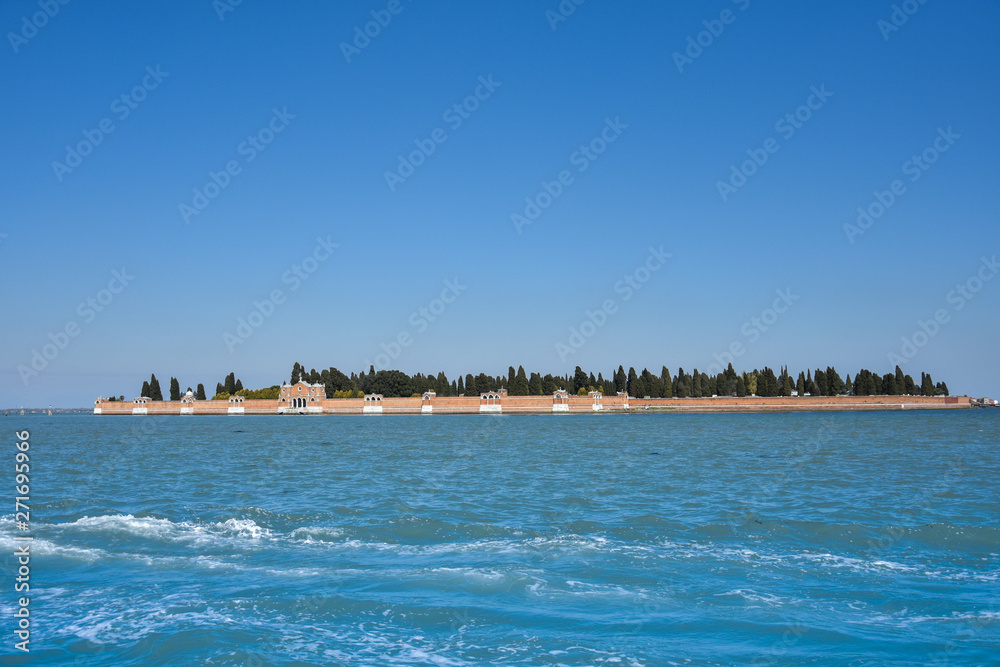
93, 393, 971, 415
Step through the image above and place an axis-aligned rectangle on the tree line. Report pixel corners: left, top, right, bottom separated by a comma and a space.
124, 364, 950, 401
285, 361, 950, 400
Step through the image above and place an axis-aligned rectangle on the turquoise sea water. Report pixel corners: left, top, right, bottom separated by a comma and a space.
2, 411, 998, 665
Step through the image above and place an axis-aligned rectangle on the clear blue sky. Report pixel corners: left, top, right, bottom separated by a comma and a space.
2, 0, 998, 407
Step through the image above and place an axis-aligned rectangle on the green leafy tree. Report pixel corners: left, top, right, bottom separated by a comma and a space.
528, 372, 542, 395
365, 370, 412, 397
574, 366, 589, 394
757, 368, 778, 397
476, 373, 493, 394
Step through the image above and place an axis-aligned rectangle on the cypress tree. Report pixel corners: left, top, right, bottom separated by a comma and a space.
866, 370, 879, 396
169, 377, 181, 401
235, 379, 243, 393
826, 367, 845, 395
216, 382, 224, 396
141, 380, 150, 398
903, 374, 916, 395
921, 372, 935, 396
512, 366, 529, 395
225, 373, 237, 394
661, 366, 673, 397
615, 366, 627, 394
149, 374, 163, 401
814, 369, 828, 396
196, 384, 207, 400
627, 367, 638, 396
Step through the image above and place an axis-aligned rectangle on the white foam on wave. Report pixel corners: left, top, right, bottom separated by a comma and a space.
715, 588, 786, 606
62, 598, 239, 645
0, 533, 105, 562
54, 513, 272, 546
289, 526, 345, 543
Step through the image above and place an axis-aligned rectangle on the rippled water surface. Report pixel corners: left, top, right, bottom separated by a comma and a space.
3, 411, 999, 665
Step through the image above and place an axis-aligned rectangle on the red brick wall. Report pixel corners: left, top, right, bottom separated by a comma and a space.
95, 393, 970, 415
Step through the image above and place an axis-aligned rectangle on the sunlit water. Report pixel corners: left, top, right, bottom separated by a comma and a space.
2, 411, 998, 665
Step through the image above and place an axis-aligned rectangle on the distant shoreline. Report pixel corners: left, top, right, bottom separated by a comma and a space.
93, 390, 971, 416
